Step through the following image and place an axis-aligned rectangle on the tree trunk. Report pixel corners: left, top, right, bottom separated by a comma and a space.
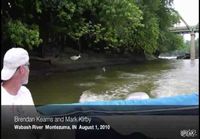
78, 39, 82, 53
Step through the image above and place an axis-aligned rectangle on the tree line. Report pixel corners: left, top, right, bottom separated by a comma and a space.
2, 0, 185, 58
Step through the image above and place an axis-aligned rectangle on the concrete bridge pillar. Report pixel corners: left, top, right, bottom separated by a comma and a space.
190, 31, 195, 60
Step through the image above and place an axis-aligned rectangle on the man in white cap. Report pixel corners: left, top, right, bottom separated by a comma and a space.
1, 47, 35, 105
1, 48, 42, 138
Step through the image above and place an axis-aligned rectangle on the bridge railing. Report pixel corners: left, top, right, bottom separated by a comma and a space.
169, 25, 199, 33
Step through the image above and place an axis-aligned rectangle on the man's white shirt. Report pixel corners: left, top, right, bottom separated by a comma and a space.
1, 86, 35, 105
1, 85, 38, 117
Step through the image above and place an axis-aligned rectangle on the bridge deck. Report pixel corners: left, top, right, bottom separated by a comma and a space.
169, 25, 199, 34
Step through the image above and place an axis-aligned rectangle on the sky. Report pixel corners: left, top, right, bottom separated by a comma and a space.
172, 0, 199, 40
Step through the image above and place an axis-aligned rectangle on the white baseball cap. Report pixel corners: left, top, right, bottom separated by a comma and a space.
1, 48, 29, 80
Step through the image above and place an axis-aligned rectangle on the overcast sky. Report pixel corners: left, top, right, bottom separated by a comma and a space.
172, 0, 199, 40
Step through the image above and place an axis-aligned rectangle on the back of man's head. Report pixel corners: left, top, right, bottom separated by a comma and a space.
1, 47, 29, 81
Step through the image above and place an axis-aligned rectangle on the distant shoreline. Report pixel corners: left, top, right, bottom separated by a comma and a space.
30, 55, 146, 76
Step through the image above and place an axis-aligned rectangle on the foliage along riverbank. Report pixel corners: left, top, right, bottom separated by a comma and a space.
2, 0, 186, 65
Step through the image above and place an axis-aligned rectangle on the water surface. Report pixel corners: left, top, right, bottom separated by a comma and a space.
28, 59, 199, 104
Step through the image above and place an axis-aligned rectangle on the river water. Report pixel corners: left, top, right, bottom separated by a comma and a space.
28, 59, 199, 105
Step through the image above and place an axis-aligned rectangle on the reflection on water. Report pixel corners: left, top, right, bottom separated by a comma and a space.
151, 59, 199, 97
28, 59, 199, 104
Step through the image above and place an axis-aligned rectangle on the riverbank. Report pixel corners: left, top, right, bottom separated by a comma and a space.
30, 52, 147, 76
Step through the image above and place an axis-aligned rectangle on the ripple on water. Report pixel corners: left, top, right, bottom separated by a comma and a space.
95, 75, 107, 80
79, 90, 113, 103
118, 72, 145, 79
78, 82, 96, 87
79, 84, 137, 103
151, 60, 198, 98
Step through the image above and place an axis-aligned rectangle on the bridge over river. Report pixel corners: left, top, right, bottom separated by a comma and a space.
169, 11, 199, 60
169, 24, 199, 34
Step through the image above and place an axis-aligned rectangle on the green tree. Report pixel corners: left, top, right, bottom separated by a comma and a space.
7, 20, 42, 49
2, 0, 43, 49
2, 0, 184, 58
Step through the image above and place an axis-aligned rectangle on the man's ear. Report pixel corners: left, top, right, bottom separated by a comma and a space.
18, 66, 25, 74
